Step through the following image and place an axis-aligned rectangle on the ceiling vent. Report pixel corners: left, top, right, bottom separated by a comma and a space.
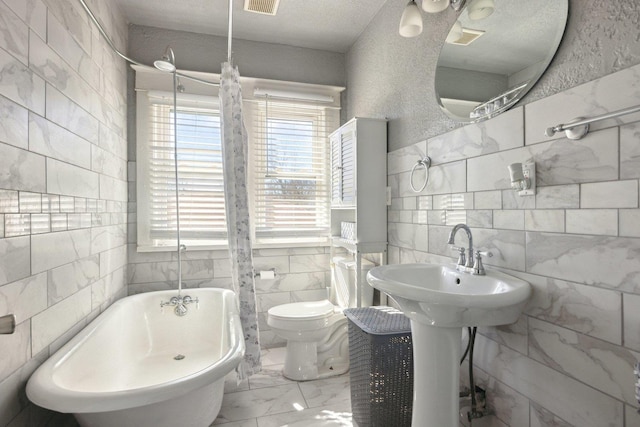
450, 28, 485, 46
244, 0, 280, 16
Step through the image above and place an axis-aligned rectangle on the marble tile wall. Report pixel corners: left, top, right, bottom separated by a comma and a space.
125, 223, 334, 348
0, 0, 129, 426
387, 63, 640, 426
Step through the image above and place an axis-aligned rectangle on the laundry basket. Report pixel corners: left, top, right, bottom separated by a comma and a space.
344, 306, 413, 427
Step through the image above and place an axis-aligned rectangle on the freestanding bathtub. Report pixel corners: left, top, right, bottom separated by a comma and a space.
26, 288, 245, 427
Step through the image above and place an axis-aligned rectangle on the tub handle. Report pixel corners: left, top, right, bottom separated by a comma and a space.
0, 314, 16, 334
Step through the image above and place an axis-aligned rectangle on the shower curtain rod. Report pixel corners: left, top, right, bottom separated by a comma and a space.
227, 0, 233, 63
77, 0, 220, 87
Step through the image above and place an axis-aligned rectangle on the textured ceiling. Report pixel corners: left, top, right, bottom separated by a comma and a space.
112, 0, 389, 53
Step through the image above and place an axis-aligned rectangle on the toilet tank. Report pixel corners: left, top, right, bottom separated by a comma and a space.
331, 257, 375, 309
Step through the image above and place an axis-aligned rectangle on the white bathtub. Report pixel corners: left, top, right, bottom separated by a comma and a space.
26, 288, 245, 427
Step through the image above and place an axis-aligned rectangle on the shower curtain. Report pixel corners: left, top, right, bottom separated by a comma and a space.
219, 61, 261, 379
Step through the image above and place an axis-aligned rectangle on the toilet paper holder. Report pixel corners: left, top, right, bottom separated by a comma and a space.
255, 268, 277, 279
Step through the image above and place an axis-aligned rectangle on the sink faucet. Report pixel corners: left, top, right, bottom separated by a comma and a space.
447, 223, 474, 271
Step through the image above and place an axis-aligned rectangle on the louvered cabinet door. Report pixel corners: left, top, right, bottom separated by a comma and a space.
331, 132, 343, 206
330, 123, 356, 207
339, 127, 356, 206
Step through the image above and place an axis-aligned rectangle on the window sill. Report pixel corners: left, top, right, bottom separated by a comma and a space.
137, 239, 330, 253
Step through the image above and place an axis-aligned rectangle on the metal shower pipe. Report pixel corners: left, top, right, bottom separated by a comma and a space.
152, 47, 184, 296
227, 0, 233, 62
77, 0, 219, 87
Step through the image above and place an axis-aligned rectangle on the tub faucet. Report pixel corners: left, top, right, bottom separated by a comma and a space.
160, 295, 199, 316
447, 223, 474, 272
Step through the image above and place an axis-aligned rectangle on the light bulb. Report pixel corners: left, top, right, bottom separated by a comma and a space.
399, 1, 423, 38
468, 0, 494, 20
422, 0, 450, 13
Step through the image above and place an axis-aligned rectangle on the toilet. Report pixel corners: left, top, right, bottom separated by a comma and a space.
267, 256, 375, 381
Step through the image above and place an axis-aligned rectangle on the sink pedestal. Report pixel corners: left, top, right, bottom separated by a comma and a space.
410, 321, 461, 427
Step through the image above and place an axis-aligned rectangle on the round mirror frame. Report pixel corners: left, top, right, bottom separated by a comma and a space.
435, 0, 569, 123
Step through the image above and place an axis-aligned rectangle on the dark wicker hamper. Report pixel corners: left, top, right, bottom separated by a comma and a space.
344, 307, 414, 427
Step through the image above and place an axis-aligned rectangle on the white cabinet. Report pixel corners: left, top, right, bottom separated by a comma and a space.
329, 117, 387, 306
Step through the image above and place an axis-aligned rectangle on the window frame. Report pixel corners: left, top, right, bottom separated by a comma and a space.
134, 68, 342, 252
136, 90, 228, 251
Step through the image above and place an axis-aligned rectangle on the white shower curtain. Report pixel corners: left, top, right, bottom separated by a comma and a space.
219, 61, 261, 379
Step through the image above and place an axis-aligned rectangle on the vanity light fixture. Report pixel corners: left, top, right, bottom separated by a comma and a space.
508, 162, 536, 196
467, 0, 494, 20
399, 1, 423, 37
422, 0, 450, 13
399, 0, 467, 38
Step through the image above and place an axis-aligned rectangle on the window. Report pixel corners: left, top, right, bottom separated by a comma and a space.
137, 92, 227, 249
248, 98, 340, 244
136, 70, 341, 251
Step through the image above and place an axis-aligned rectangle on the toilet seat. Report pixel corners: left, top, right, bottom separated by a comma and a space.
267, 300, 342, 333
268, 300, 335, 320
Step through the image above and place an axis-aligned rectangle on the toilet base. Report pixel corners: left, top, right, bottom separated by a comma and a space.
281, 320, 350, 381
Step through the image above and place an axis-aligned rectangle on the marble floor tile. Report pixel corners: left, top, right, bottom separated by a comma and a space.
298, 375, 351, 409
256, 405, 354, 427
261, 346, 287, 366
215, 383, 308, 423
223, 371, 250, 393
213, 345, 499, 427
212, 419, 259, 427
249, 363, 295, 390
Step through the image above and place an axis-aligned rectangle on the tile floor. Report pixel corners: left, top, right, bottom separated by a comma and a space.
47, 345, 494, 427
212, 347, 498, 427
212, 347, 355, 427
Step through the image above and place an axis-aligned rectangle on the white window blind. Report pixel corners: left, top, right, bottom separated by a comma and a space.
139, 92, 227, 248
249, 97, 339, 243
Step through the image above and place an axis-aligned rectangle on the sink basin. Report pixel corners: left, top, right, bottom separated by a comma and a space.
366, 263, 531, 427
366, 263, 531, 327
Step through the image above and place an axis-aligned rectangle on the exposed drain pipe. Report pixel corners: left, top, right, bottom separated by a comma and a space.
460, 326, 490, 421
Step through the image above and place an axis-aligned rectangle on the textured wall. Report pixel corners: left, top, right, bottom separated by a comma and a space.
346, 0, 640, 151
0, 0, 129, 425
128, 25, 346, 87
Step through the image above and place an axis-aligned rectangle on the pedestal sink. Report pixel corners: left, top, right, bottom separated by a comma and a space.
367, 263, 531, 427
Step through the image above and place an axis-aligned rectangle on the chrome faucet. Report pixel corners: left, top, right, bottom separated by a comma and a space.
160, 295, 199, 316
448, 224, 474, 269
447, 224, 492, 275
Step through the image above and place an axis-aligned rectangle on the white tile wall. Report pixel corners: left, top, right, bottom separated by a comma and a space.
126, 242, 336, 349
0, 0, 128, 425
387, 63, 640, 427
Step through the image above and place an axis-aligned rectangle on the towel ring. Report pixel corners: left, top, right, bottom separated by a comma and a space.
410, 156, 431, 193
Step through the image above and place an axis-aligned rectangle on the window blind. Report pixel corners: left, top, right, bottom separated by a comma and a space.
248, 97, 339, 242
145, 93, 227, 245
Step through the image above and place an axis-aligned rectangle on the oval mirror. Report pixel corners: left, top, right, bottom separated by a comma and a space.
435, 0, 568, 122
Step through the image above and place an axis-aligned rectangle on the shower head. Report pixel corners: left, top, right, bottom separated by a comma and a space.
154, 46, 176, 72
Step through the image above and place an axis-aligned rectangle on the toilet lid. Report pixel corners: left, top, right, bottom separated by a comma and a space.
268, 300, 335, 320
